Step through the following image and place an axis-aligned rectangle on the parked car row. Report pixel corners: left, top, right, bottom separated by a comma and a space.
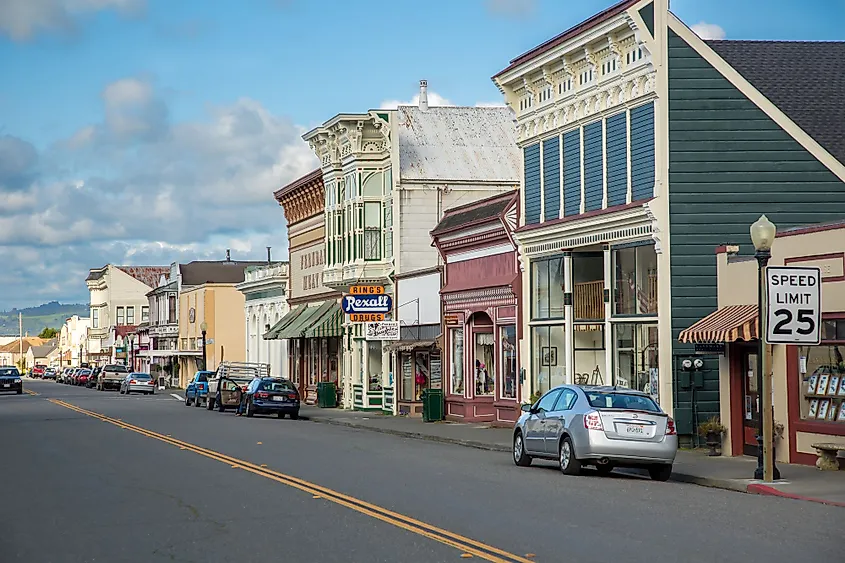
58, 366, 100, 388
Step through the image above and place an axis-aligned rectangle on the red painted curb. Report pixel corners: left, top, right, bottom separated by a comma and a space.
746, 483, 845, 508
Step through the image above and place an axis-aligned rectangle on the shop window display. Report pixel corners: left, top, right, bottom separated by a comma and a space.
368, 340, 382, 392
613, 323, 658, 398
500, 325, 517, 399
450, 327, 464, 394
799, 328, 845, 423
475, 333, 495, 396
532, 325, 566, 394
614, 244, 658, 316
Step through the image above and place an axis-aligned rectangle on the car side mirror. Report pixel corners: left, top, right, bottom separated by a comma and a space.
521, 403, 532, 413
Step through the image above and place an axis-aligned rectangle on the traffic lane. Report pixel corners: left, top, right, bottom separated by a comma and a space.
41, 382, 843, 563
1, 395, 465, 563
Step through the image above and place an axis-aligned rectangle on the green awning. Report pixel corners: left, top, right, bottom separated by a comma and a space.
263, 305, 306, 340
304, 301, 343, 338
274, 301, 333, 340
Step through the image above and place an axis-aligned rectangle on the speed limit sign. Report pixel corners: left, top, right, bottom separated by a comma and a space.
765, 266, 822, 344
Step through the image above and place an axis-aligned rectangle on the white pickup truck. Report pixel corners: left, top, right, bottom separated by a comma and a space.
97, 364, 130, 391
204, 361, 271, 411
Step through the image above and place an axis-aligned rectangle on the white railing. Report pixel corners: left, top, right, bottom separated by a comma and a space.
244, 264, 288, 283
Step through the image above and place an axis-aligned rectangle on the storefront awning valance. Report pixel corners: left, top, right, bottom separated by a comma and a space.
264, 305, 306, 340
383, 340, 436, 352
678, 304, 758, 344
272, 301, 334, 340
305, 302, 343, 338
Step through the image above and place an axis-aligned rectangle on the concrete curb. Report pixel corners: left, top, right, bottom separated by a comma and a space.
304, 415, 844, 506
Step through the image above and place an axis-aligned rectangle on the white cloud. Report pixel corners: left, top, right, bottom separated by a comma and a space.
485, 0, 535, 16
0, 0, 144, 41
380, 91, 453, 110
0, 75, 315, 308
691, 22, 726, 40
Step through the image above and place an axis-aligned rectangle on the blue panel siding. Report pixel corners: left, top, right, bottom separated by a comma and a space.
563, 131, 581, 216
583, 122, 603, 211
542, 137, 561, 221
630, 102, 655, 201
605, 112, 628, 207
523, 144, 541, 224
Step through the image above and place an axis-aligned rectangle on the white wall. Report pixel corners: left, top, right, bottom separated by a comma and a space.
397, 272, 441, 326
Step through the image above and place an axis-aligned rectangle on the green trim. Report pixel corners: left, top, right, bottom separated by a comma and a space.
275, 301, 334, 340
304, 302, 343, 338
264, 305, 306, 340
245, 288, 284, 301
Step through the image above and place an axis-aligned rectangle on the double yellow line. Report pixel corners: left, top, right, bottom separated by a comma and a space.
24, 389, 39, 396
48, 398, 535, 563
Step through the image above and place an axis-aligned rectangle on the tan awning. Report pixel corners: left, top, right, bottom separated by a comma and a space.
679, 304, 758, 344
383, 340, 436, 352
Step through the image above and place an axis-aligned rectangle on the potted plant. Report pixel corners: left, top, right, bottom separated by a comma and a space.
698, 416, 727, 456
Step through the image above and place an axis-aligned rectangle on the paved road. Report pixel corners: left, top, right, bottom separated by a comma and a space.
2, 380, 841, 563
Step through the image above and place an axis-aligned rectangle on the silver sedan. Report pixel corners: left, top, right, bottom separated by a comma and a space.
512, 385, 678, 481
119, 373, 157, 395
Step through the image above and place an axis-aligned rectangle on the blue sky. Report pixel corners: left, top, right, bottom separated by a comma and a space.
0, 0, 841, 309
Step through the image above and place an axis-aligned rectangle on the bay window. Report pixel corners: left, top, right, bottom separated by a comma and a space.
500, 325, 517, 399
364, 202, 381, 260
614, 243, 658, 316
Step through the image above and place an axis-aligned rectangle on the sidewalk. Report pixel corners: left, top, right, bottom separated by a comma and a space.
300, 405, 845, 507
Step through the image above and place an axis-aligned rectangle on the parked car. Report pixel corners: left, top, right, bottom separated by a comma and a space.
86, 370, 99, 389
98, 364, 130, 391
119, 373, 156, 395
242, 377, 300, 419
206, 362, 270, 411
512, 385, 677, 481
184, 370, 213, 407
44, 367, 57, 380
0, 366, 23, 394
32, 365, 47, 379
76, 369, 93, 386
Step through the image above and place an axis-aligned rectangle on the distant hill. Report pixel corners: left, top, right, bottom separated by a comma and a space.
0, 302, 89, 336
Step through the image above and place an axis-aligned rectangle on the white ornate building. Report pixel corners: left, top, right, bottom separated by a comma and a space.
237, 262, 290, 378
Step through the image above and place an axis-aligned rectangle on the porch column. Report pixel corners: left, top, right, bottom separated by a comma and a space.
563, 251, 574, 385
603, 245, 614, 384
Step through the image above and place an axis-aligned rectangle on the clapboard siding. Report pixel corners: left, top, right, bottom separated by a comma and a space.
583, 122, 603, 211
563, 130, 582, 216
543, 136, 561, 221
605, 112, 628, 207
630, 102, 655, 201
524, 144, 541, 224
668, 29, 845, 425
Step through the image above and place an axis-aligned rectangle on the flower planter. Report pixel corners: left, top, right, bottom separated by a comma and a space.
705, 431, 721, 456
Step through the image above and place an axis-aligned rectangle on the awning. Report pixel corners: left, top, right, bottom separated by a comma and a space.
273, 301, 334, 340
678, 304, 758, 344
384, 340, 436, 352
304, 302, 343, 338
264, 305, 306, 340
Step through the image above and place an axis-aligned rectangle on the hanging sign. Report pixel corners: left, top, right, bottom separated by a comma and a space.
350, 313, 385, 322
350, 285, 385, 295
365, 321, 400, 340
342, 294, 393, 315
765, 266, 821, 344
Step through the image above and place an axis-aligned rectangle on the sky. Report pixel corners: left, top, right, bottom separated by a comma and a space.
0, 0, 842, 310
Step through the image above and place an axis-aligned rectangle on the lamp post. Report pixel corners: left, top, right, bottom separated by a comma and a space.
750, 215, 781, 481
200, 321, 208, 371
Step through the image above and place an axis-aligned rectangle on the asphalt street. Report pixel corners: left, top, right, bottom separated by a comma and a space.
2, 380, 842, 563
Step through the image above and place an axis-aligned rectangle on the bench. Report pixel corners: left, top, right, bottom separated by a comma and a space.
810, 443, 844, 471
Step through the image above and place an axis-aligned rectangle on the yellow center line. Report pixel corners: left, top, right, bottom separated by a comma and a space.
48, 398, 534, 563
24, 389, 39, 396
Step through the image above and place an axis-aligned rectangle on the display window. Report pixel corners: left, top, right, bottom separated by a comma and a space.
798, 320, 845, 423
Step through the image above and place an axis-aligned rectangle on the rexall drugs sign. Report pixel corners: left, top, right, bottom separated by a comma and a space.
765, 266, 821, 345
342, 294, 393, 315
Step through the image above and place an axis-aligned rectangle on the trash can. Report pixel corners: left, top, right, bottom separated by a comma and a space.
421, 388, 444, 422
318, 381, 337, 408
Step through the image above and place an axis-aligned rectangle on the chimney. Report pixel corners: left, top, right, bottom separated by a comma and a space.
419, 80, 429, 112
226, 249, 231, 262
266, 246, 272, 264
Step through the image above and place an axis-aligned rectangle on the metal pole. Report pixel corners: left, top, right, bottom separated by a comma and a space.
201, 330, 207, 371
754, 249, 779, 481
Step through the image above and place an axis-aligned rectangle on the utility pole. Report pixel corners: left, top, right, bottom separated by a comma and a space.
19, 313, 22, 370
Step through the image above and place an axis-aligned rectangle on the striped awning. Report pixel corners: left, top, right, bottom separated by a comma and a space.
263, 305, 306, 340
304, 302, 343, 338
273, 301, 334, 340
678, 304, 758, 344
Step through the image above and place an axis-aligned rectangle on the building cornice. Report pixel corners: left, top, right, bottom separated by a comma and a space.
275, 170, 325, 225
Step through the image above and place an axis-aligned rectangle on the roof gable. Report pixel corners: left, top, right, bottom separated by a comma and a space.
116, 266, 171, 288
706, 40, 845, 167
179, 261, 270, 287
431, 191, 518, 236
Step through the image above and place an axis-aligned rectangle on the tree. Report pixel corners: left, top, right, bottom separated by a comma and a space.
38, 327, 58, 339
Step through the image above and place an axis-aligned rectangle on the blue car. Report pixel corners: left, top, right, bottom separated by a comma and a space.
185, 370, 214, 407
243, 377, 300, 419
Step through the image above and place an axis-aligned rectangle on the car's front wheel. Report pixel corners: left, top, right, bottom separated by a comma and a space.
648, 464, 672, 482
559, 437, 581, 476
513, 432, 532, 467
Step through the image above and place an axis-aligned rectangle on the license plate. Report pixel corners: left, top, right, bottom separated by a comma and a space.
625, 424, 645, 434
3, 384, 9, 388
272, 396, 285, 402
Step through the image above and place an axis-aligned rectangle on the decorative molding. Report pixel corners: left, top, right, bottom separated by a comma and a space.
643, 198, 662, 254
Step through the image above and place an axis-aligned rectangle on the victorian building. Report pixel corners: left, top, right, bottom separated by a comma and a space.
236, 254, 290, 378
493, 0, 845, 438
59, 315, 90, 367
140, 266, 180, 386
302, 86, 520, 414
266, 170, 343, 405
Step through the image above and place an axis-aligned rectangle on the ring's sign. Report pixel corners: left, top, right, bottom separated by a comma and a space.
342, 294, 393, 315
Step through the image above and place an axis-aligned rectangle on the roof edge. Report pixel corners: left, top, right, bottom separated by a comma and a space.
273, 169, 323, 201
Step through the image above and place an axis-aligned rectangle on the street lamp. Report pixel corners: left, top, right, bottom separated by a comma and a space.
200, 321, 208, 371
750, 215, 781, 481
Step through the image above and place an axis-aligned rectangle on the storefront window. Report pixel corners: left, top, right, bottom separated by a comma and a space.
328, 338, 339, 383
473, 332, 495, 396
367, 340, 382, 392
614, 244, 658, 316
613, 323, 659, 399
573, 326, 606, 385
500, 325, 517, 399
532, 257, 565, 319
532, 325, 566, 394
415, 351, 430, 400
402, 353, 413, 400
799, 328, 845, 423
572, 253, 604, 321
450, 328, 464, 394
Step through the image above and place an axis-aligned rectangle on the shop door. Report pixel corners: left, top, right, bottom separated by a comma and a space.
741, 349, 760, 456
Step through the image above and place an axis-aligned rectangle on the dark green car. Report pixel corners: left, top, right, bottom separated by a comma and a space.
0, 367, 23, 394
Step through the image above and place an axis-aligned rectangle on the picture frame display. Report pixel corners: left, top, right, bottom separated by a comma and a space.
817, 374, 830, 396
817, 399, 831, 420
806, 375, 818, 395
540, 346, 558, 367
828, 376, 840, 397
808, 399, 819, 419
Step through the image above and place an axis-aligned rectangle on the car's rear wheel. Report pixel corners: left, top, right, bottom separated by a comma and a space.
17, 389, 22, 394
277, 412, 285, 419
194, 396, 202, 407
184, 394, 191, 406
559, 437, 581, 476
512, 432, 532, 467
206, 397, 214, 410
648, 464, 672, 482
246, 399, 255, 418
290, 410, 299, 420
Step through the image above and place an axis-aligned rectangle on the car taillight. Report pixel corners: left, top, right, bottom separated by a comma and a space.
256, 392, 269, 399
148, 380, 154, 385
288, 393, 297, 400
584, 411, 604, 431
666, 417, 677, 436
130, 380, 137, 384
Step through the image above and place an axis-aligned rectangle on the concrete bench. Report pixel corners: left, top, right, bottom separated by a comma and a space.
810, 443, 844, 471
